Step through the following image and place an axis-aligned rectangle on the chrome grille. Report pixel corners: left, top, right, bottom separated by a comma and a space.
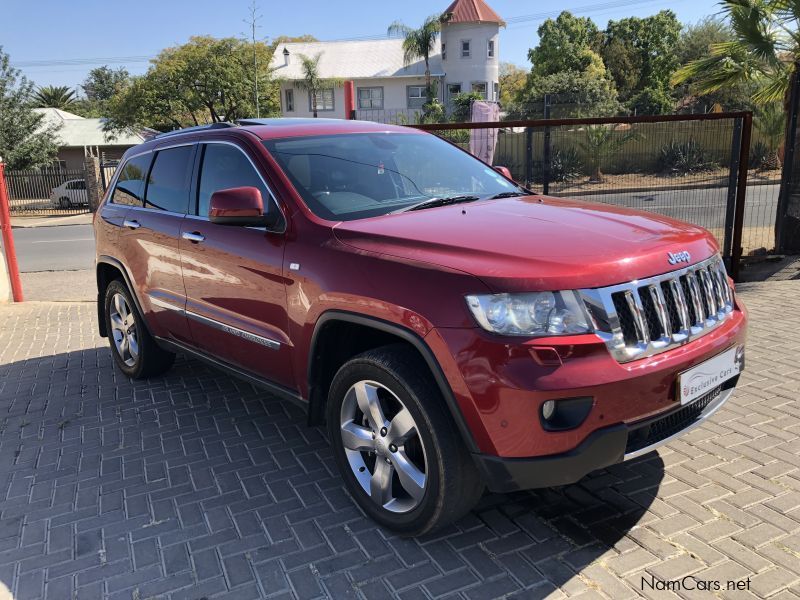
580, 256, 734, 363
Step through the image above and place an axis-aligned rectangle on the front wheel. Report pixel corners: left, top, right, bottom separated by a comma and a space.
103, 279, 175, 379
327, 345, 484, 536
58, 196, 72, 209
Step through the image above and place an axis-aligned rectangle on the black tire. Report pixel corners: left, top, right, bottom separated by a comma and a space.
326, 344, 484, 536
103, 279, 175, 379
58, 197, 72, 209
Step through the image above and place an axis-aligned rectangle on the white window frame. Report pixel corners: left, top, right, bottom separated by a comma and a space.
471, 81, 488, 99
442, 42, 447, 61
308, 88, 335, 112
461, 39, 471, 58
447, 83, 462, 102
487, 39, 495, 59
357, 86, 384, 110
284, 88, 294, 112
407, 85, 427, 109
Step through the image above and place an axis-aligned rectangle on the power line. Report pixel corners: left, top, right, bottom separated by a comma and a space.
11, 0, 690, 70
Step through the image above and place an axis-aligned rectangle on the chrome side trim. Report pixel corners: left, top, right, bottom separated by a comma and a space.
185, 310, 281, 350
148, 295, 185, 314
146, 294, 281, 350
623, 387, 734, 460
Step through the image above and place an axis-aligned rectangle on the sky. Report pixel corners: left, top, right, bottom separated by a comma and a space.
1, 0, 724, 92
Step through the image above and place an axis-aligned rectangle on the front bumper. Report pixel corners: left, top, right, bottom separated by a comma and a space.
473, 381, 736, 492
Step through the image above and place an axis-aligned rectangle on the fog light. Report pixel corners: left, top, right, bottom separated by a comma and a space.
542, 400, 556, 420
539, 396, 594, 432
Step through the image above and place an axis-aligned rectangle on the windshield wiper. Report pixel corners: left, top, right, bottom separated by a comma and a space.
393, 195, 480, 213
487, 191, 528, 199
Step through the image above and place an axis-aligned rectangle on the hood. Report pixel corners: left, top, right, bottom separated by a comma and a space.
332, 195, 720, 292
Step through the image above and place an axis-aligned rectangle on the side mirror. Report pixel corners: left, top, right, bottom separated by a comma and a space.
209, 186, 279, 228
494, 166, 514, 180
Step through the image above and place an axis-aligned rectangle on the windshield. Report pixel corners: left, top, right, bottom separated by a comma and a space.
262, 132, 525, 221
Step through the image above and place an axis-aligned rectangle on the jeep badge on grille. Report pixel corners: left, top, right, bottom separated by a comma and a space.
667, 251, 691, 265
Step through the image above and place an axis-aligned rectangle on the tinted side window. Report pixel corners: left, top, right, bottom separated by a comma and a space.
144, 145, 194, 214
197, 144, 273, 218
112, 154, 151, 206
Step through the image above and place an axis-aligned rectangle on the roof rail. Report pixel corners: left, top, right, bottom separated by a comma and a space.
155, 122, 237, 139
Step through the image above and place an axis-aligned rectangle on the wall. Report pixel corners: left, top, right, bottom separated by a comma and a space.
440, 22, 500, 103
279, 76, 436, 118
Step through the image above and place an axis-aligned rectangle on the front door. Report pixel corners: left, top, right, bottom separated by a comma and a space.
180, 141, 294, 389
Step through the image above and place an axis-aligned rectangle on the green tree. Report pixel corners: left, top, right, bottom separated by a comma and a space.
628, 87, 674, 115
528, 12, 605, 78
499, 62, 527, 106
105, 36, 279, 133
672, 0, 799, 106
388, 15, 444, 100
601, 11, 681, 103
0, 48, 60, 169
578, 125, 639, 182
754, 103, 786, 169
83, 66, 130, 102
32, 85, 77, 109
676, 17, 733, 66
294, 53, 342, 118
513, 70, 621, 118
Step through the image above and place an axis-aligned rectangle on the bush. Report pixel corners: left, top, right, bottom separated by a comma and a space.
450, 91, 485, 122
546, 147, 584, 182
627, 87, 674, 115
749, 140, 770, 170
659, 140, 717, 175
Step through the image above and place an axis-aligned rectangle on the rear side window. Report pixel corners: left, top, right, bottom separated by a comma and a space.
144, 145, 194, 214
111, 154, 151, 206
197, 144, 274, 218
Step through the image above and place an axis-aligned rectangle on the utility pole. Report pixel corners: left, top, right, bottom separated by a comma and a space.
244, 1, 262, 118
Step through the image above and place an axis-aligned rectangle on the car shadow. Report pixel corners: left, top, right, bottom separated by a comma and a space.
0, 348, 663, 599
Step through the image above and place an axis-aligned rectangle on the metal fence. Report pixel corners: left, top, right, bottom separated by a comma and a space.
416, 112, 760, 280
776, 63, 800, 255
4, 168, 91, 216
99, 162, 119, 193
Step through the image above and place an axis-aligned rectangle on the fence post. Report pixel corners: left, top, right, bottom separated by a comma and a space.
0, 160, 23, 302
524, 127, 533, 187
730, 112, 752, 282
722, 117, 743, 266
776, 63, 800, 253
542, 94, 552, 195
83, 154, 103, 213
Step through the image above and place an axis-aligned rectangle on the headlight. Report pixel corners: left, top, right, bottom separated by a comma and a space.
465, 291, 592, 336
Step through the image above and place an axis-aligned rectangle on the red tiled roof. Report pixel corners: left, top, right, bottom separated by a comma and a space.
442, 0, 504, 25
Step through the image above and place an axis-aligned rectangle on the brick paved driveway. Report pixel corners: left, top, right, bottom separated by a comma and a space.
0, 282, 798, 600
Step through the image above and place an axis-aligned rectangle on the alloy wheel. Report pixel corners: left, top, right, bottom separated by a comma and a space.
339, 380, 428, 513
109, 293, 139, 367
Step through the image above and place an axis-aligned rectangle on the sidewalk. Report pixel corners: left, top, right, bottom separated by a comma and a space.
0, 281, 797, 599
11, 213, 93, 228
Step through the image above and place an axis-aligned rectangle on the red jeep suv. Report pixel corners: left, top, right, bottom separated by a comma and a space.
94, 119, 747, 535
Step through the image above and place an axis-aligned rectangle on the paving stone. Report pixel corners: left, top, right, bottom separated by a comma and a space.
0, 282, 796, 599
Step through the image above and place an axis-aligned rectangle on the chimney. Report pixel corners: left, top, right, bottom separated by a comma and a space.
283, 48, 290, 67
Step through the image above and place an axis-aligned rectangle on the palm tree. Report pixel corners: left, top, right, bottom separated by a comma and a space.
671, 0, 799, 106
388, 14, 446, 100
33, 85, 77, 109
578, 126, 639, 183
294, 53, 342, 118
755, 103, 786, 169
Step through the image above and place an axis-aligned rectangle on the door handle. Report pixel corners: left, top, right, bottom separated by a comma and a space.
182, 231, 206, 243
123, 219, 140, 229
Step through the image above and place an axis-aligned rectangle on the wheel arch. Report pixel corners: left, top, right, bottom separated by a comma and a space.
307, 311, 479, 453
96, 256, 150, 339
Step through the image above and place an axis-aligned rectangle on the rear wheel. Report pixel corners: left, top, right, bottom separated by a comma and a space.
103, 279, 175, 379
327, 345, 483, 535
58, 196, 72, 209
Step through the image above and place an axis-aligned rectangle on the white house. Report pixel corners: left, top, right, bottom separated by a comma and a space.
269, 0, 503, 120
33, 108, 150, 170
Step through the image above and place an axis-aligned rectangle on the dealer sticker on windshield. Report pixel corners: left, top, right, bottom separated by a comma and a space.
678, 345, 744, 405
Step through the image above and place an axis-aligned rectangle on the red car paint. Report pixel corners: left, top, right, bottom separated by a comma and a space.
94, 119, 747, 473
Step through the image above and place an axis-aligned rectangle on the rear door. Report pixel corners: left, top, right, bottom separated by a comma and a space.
180, 140, 293, 388
96, 154, 150, 261
118, 144, 196, 343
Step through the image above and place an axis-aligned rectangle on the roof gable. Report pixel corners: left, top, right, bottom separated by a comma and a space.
442, 0, 504, 24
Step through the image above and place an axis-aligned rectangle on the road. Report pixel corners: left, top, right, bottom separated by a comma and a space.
556, 183, 780, 231
9, 184, 780, 275
13, 224, 95, 272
